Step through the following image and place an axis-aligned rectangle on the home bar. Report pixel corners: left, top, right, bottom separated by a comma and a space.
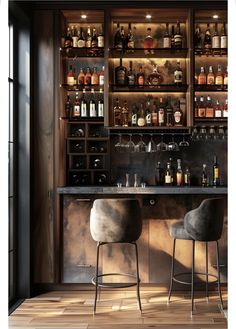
8, 0, 228, 327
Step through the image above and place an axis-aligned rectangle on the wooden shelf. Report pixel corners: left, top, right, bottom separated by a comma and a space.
108, 126, 191, 135
110, 48, 188, 58
194, 118, 227, 123
61, 85, 104, 92
194, 85, 227, 92
60, 47, 104, 58
194, 48, 227, 56
111, 84, 188, 92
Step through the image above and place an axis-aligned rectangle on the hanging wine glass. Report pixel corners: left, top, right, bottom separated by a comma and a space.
179, 133, 190, 147
147, 134, 157, 152
157, 134, 167, 151
114, 134, 123, 152
126, 134, 135, 152
136, 134, 147, 152
168, 134, 179, 151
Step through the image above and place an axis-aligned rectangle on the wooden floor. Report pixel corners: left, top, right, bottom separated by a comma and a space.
9, 287, 227, 329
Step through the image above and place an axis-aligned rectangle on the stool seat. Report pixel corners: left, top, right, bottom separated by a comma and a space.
169, 221, 191, 240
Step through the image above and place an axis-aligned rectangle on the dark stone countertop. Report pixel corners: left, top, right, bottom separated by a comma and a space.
57, 186, 227, 195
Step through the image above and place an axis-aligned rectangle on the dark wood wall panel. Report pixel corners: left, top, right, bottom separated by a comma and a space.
32, 10, 55, 283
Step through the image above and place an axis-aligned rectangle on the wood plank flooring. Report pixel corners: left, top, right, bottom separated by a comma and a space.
9, 288, 227, 329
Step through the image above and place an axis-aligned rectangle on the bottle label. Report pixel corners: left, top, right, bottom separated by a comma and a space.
215, 76, 223, 85
85, 76, 91, 85
90, 104, 96, 117
215, 110, 222, 117
165, 174, 172, 184
137, 118, 145, 127
152, 113, 158, 125
146, 113, 151, 124
174, 71, 182, 83
116, 70, 126, 85
78, 75, 85, 85
158, 110, 164, 123
73, 105, 80, 117
98, 104, 104, 117
127, 40, 134, 49
99, 75, 105, 85
221, 36, 227, 48
174, 34, 183, 48
198, 107, 206, 117
81, 104, 87, 117
98, 36, 104, 47
132, 113, 137, 125
163, 37, 171, 48
127, 74, 135, 85
72, 36, 78, 47
206, 107, 214, 117
67, 77, 74, 86
214, 168, 219, 179
138, 75, 144, 85
174, 111, 182, 124
78, 39, 86, 48
212, 36, 220, 48
207, 75, 215, 85
176, 172, 183, 186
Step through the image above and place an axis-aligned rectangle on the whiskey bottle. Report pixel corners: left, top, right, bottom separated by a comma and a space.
137, 103, 146, 127
127, 61, 136, 86
144, 27, 155, 55
220, 22, 227, 49
131, 104, 138, 126
176, 159, 183, 186
78, 68, 85, 85
77, 27, 86, 48
207, 65, 215, 85
205, 95, 214, 117
198, 66, 207, 85
194, 96, 199, 117
171, 25, 175, 48
80, 89, 88, 117
67, 65, 75, 86
91, 28, 98, 48
114, 23, 122, 50
214, 99, 222, 117
136, 65, 145, 87
97, 24, 104, 48
212, 23, 220, 49
99, 66, 105, 86
115, 58, 127, 85
151, 101, 158, 126
174, 21, 183, 49
184, 168, 191, 186
148, 65, 163, 86
71, 25, 78, 48
91, 67, 99, 85
145, 98, 152, 126
165, 162, 173, 186
194, 24, 202, 51
215, 64, 223, 85
173, 100, 183, 126
213, 155, 220, 186
73, 92, 81, 117
113, 98, 122, 126
97, 89, 104, 118
121, 100, 129, 127
85, 67, 92, 85
86, 26, 92, 48
64, 27, 73, 48
166, 96, 173, 127
174, 61, 183, 85
126, 23, 135, 51
155, 162, 164, 186
223, 99, 228, 117
201, 164, 208, 187
65, 93, 73, 118
204, 23, 212, 52
158, 97, 165, 126
163, 23, 171, 48
198, 96, 206, 117
89, 89, 97, 117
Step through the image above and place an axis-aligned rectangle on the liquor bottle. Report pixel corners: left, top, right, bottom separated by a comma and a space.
77, 27, 86, 48
137, 103, 146, 127
97, 89, 104, 118
158, 97, 165, 126
113, 98, 122, 126
207, 65, 215, 85
204, 23, 212, 52
171, 25, 175, 48
224, 66, 228, 85
148, 65, 163, 86
121, 100, 129, 127
213, 155, 220, 186
64, 27, 73, 48
214, 99, 222, 117
194, 96, 199, 117
145, 98, 152, 126
155, 162, 164, 186
194, 24, 202, 51
174, 61, 183, 85
174, 21, 183, 49
169, 157, 175, 185
114, 23, 122, 50
151, 101, 158, 126
212, 23, 220, 49
163, 23, 171, 48
201, 164, 208, 187
173, 100, 183, 126
85, 67, 91, 85
198, 96, 206, 117
126, 23, 135, 51
86, 26, 92, 48
176, 159, 183, 186
115, 58, 127, 85
165, 162, 173, 186
220, 22, 227, 49
166, 96, 173, 126
65, 93, 73, 118
80, 88, 88, 117
73, 92, 81, 117
198, 66, 207, 85
67, 65, 75, 86
184, 168, 191, 186
205, 95, 214, 117
131, 104, 138, 126
91, 67, 99, 85
97, 24, 104, 48
99, 66, 105, 86
136, 65, 145, 87
89, 89, 97, 117
127, 61, 136, 86
78, 68, 85, 85
71, 25, 78, 47
91, 28, 98, 48
144, 27, 155, 55
223, 99, 228, 117
215, 64, 224, 85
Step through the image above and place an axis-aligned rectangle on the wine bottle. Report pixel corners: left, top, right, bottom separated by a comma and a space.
215, 64, 224, 85
89, 88, 97, 117
121, 100, 129, 127
145, 98, 152, 126
148, 65, 163, 86
207, 65, 215, 85
113, 98, 122, 126
73, 92, 81, 117
213, 155, 220, 186
114, 23, 122, 50
155, 162, 164, 186
184, 168, 191, 186
165, 162, 173, 186
151, 101, 158, 126
80, 88, 88, 117
212, 23, 220, 49
176, 159, 183, 186
136, 65, 145, 87
99, 66, 105, 86
198, 66, 207, 85
166, 96, 173, 127
137, 103, 146, 127
198, 96, 206, 117
214, 99, 222, 117
97, 24, 104, 48
91, 28, 98, 48
220, 22, 227, 49
158, 97, 165, 126
77, 27, 86, 48
78, 68, 85, 85
174, 21, 183, 49
97, 89, 104, 118
174, 61, 183, 85
194, 24, 202, 52
64, 27, 73, 48
127, 61, 136, 87
86, 26, 92, 48
163, 23, 171, 48
173, 100, 183, 126
71, 25, 78, 48
115, 58, 127, 85
65, 93, 73, 118
131, 104, 138, 126
201, 164, 208, 187
144, 27, 155, 55
126, 22, 135, 51
204, 23, 212, 53
85, 67, 91, 85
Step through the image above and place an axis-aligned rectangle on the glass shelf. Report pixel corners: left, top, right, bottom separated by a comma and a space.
111, 84, 188, 92
61, 84, 104, 92
110, 48, 188, 58
194, 85, 227, 92
60, 47, 104, 58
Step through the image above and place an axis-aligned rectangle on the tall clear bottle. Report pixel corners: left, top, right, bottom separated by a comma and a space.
144, 27, 155, 55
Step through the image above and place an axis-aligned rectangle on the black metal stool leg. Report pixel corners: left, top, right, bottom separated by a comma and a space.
205, 242, 209, 302
134, 242, 142, 312
93, 242, 101, 315
216, 240, 224, 310
191, 240, 195, 317
168, 238, 176, 304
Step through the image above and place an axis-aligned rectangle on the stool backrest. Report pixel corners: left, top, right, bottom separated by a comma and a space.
90, 198, 142, 243
184, 198, 225, 241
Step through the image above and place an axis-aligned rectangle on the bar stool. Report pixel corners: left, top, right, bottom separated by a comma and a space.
167, 198, 225, 316
90, 198, 142, 314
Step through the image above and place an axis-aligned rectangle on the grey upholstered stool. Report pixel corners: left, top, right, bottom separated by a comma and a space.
90, 198, 142, 314
167, 198, 225, 316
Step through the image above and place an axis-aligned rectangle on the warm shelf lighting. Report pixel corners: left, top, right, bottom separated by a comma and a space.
213, 14, 219, 19
81, 14, 87, 19
146, 14, 152, 19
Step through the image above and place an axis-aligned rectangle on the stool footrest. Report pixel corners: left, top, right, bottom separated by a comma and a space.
173, 272, 218, 286
91, 273, 140, 289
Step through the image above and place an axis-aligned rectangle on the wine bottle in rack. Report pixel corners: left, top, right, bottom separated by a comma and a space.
115, 58, 127, 85
194, 24, 202, 51
163, 23, 171, 48
98, 89, 104, 118
81, 89, 88, 117
89, 89, 97, 117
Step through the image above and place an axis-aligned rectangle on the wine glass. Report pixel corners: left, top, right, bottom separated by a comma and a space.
114, 134, 123, 152
136, 134, 147, 152
147, 134, 157, 152
167, 134, 179, 151
157, 134, 167, 151
126, 134, 135, 152
179, 134, 190, 147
